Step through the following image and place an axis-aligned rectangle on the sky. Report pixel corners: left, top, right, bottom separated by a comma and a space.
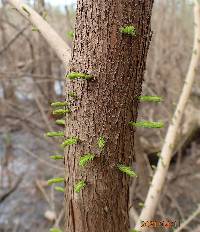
46, 0, 76, 6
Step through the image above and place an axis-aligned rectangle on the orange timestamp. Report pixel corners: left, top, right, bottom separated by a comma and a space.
141, 219, 180, 229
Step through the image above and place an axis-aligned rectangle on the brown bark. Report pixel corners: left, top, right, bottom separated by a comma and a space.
64, 1, 154, 231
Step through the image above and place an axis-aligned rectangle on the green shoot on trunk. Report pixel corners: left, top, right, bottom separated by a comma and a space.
117, 165, 137, 177
51, 101, 68, 107
97, 136, 106, 150
50, 228, 63, 232
138, 95, 163, 102
66, 72, 92, 80
54, 186, 64, 193
52, 109, 71, 115
120, 26, 136, 36
79, 153, 95, 167
61, 137, 79, 148
74, 180, 86, 193
50, 155, 64, 160
55, 119, 65, 126
48, 177, 65, 185
129, 121, 164, 129
68, 91, 77, 98
45, 131, 65, 137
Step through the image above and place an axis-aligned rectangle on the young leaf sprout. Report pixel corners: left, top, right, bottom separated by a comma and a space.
67, 31, 74, 39
50, 228, 63, 232
22, 6, 30, 16
129, 121, 164, 129
50, 155, 64, 160
47, 177, 65, 185
98, 136, 106, 150
138, 95, 163, 103
66, 72, 92, 80
55, 119, 65, 126
51, 101, 68, 107
52, 109, 71, 115
54, 186, 64, 193
74, 180, 86, 193
138, 202, 145, 208
119, 26, 136, 36
117, 164, 137, 177
61, 137, 79, 148
45, 131, 65, 137
68, 91, 77, 99
32, 26, 39, 32
79, 153, 95, 167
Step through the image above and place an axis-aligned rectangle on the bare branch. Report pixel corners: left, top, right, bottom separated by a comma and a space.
135, 1, 200, 231
6, 0, 71, 68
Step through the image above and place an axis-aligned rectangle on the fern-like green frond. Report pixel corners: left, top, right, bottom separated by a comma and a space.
118, 165, 137, 177
120, 26, 136, 36
97, 136, 106, 150
52, 109, 71, 115
61, 137, 79, 148
66, 72, 92, 80
54, 186, 64, 193
129, 121, 164, 129
79, 153, 95, 167
138, 95, 163, 102
74, 180, 86, 193
45, 131, 65, 137
47, 177, 65, 185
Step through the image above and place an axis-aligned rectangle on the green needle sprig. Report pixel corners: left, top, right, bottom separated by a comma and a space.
51, 101, 68, 107
98, 136, 106, 150
47, 177, 65, 185
55, 119, 65, 126
52, 109, 71, 115
50, 228, 63, 232
54, 186, 64, 193
138, 95, 163, 102
129, 121, 164, 129
79, 153, 95, 167
118, 165, 137, 177
45, 131, 65, 137
74, 180, 86, 193
61, 137, 79, 148
120, 26, 136, 36
50, 155, 64, 160
66, 72, 92, 80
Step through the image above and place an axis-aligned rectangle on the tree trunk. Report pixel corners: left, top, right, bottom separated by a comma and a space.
64, 1, 154, 231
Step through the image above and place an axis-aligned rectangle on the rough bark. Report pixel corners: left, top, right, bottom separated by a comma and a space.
64, 1, 154, 232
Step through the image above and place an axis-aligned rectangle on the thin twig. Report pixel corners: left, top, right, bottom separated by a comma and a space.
174, 205, 200, 232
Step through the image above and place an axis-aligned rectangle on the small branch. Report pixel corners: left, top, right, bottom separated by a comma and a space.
174, 205, 200, 232
0, 23, 29, 55
6, 0, 71, 68
135, 1, 200, 231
